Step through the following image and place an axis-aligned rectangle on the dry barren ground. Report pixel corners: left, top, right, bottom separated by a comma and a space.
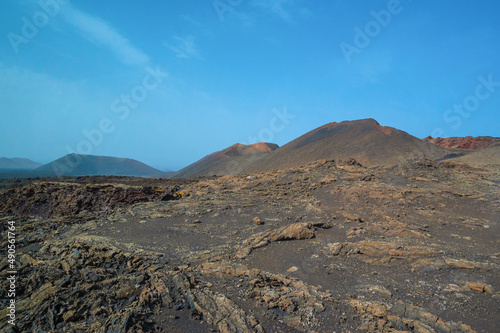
1, 159, 499, 332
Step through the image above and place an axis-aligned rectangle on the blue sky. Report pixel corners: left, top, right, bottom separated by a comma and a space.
1, 0, 499, 170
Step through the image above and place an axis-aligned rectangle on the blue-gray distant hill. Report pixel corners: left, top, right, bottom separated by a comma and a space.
0, 155, 166, 179
0, 157, 42, 170
33, 154, 165, 177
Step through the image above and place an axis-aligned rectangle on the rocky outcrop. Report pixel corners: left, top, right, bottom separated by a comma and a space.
350, 300, 477, 332
172, 273, 264, 333
323, 240, 493, 272
0, 235, 170, 332
236, 222, 331, 258
0, 182, 181, 217
323, 240, 442, 266
200, 261, 330, 331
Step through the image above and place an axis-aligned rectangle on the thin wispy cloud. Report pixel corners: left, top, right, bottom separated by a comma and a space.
60, 5, 150, 67
165, 36, 201, 59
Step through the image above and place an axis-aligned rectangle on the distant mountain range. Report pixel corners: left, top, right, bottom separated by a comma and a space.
0, 154, 165, 179
175, 118, 454, 178
0, 157, 42, 170
243, 118, 451, 173
1, 118, 497, 180
36, 154, 164, 177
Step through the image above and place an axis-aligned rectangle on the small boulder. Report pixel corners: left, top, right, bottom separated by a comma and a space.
268, 223, 316, 241
253, 217, 264, 225
466, 282, 494, 293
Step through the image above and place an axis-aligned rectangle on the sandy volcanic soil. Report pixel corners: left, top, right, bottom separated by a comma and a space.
0, 159, 499, 332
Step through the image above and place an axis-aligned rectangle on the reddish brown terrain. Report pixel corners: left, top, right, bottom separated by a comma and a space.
423, 136, 500, 150
175, 142, 279, 178
1, 120, 499, 332
244, 118, 449, 171
178, 119, 454, 179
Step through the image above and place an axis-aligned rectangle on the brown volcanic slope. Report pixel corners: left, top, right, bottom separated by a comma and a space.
175, 142, 279, 178
447, 144, 500, 168
241, 118, 452, 173
424, 136, 500, 150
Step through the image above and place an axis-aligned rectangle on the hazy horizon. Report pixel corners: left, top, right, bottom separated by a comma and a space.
1, 116, 500, 172
1, 0, 499, 170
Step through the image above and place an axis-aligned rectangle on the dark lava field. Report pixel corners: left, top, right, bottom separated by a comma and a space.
1, 158, 499, 332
